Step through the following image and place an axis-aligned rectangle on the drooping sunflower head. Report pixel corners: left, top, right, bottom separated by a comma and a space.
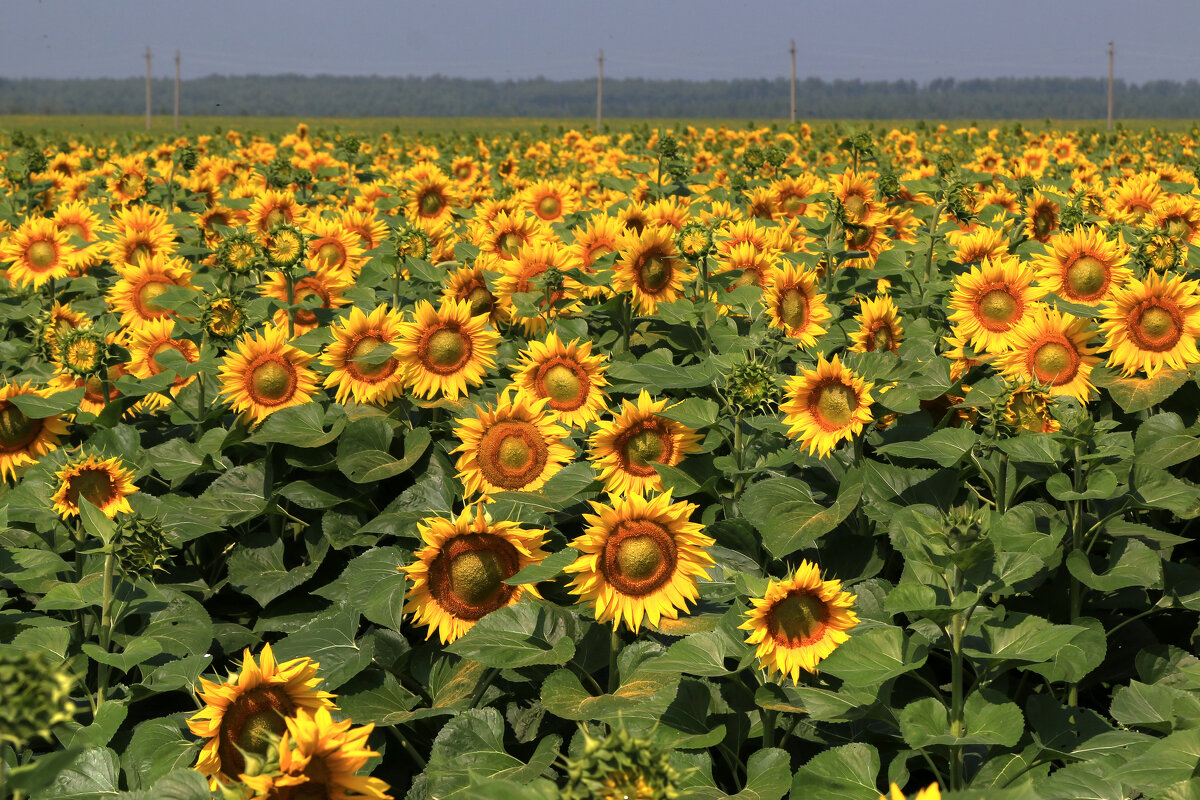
1004, 384, 1060, 434
780, 355, 875, 458
512, 332, 610, 428
997, 307, 1100, 403
452, 388, 574, 498
186, 643, 336, 785
849, 295, 904, 354
402, 506, 549, 644
1031, 226, 1131, 305
321, 304, 406, 406
50, 454, 138, 520
395, 297, 499, 402
588, 391, 704, 497
217, 325, 320, 425
1098, 270, 1200, 377
740, 560, 860, 683
565, 491, 715, 633
1024, 190, 1060, 243
0, 382, 70, 483
947, 255, 1045, 355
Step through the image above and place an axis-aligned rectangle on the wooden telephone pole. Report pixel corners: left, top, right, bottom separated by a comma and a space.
596, 50, 604, 131
789, 39, 796, 123
145, 47, 152, 131
1107, 41, 1114, 131
174, 50, 181, 130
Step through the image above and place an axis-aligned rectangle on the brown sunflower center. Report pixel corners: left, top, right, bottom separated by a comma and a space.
616, 421, 673, 477
477, 420, 549, 490
847, 225, 872, 249
769, 590, 829, 644
537, 361, 588, 410
418, 189, 445, 217
118, 173, 142, 196
317, 241, 344, 266
1131, 302, 1183, 351
977, 288, 1019, 330
1030, 340, 1080, 385
0, 402, 41, 453
465, 286, 496, 317
217, 686, 296, 778
28, 241, 57, 271
1065, 256, 1109, 300
811, 381, 858, 429
637, 254, 673, 293
537, 196, 562, 219
348, 335, 396, 380
66, 468, 116, 509
779, 288, 809, 331
249, 356, 298, 405
602, 519, 678, 597
419, 326, 472, 374
429, 533, 521, 619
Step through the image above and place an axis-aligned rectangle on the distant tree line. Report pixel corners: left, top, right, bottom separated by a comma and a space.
2, 74, 1199, 118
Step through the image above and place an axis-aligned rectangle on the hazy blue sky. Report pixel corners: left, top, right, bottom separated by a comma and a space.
3, 0, 1198, 84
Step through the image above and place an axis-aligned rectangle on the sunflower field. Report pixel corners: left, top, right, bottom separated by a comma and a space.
3, 119, 1200, 800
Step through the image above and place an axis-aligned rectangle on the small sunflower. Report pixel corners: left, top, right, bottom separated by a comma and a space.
996, 308, 1100, 403
947, 255, 1045, 355
572, 213, 625, 273
613, 227, 692, 316
780, 355, 875, 458
321, 305, 406, 406
0, 217, 74, 288
304, 216, 365, 276
1098, 270, 1200, 377
186, 643, 336, 787
511, 332, 609, 428
452, 388, 573, 497
105, 254, 192, 329
202, 295, 248, 341
442, 264, 507, 326
493, 241, 584, 337
248, 189, 300, 239
260, 265, 351, 336
849, 295, 904, 354
402, 507, 549, 644
523, 178, 579, 223
740, 560, 860, 682
474, 210, 549, 262
218, 326, 320, 425
1004, 385, 1060, 434
1106, 173, 1162, 225
50, 454, 138, 519
238, 706, 392, 800
394, 298, 499, 401
0, 382, 70, 482
32, 302, 89, 361
1024, 190, 1060, 243
263, 223, 307, 270
1031, 227, 1132, 305
587, 391, 703, 497
762, 263, 832, 347
564, 491, 715, 633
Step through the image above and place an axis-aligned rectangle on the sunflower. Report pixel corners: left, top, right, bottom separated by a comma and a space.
564, 491, 714, 633
1106, 173, 1162, 225
0, 217, 74, 288
104, 206, 178, 267
780, 355, 875, 458
50, 363, 129, 418
442, 264, 508, 326
451, 388, 573, 497
33, 302, 89, 361
493, 241, 584, 337
339, 207, 390, 251
588, 391, 703, 497
771, 174, 825, 218
218, 325, 320, 425
304, 216, 364, 277
238, 706, 391, 800
402, 507, 549, 644
50, 454, 138, 519
996, 308, 1100, 403
881, 782, 942, 800
321, 305, 406, 406
740, 560, 859, 682
523, 178, 579, 223
407, 168, 457, 224
394, 298, 498, 402
0, 382, 70, 482
1098, 270, 1200, 377
613, 227, 692, 316
248, 189, 300, 240
1004, 385, 1060, 434
186, 643, 336, 787
949, 226, 1009, 265
125, 318, 200, 398
762, 263, 831, 347
1031, 227, 1131, 305
1154, 195, 1200, 244
947, 255, 1045, 355
106, 254, 193, 329
831, 169, 877, 225
105, 155, 148, 203
260, 265, 351, 336
1024, 190, 1060, 243
51, 201, 104, 271
512, 332, 609, 428
849, 295, 904, 354
714, 241, 775, 296
474, 210, 549, 262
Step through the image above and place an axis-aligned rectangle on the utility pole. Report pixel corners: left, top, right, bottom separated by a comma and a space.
596, 49, 604, 132
1107, 41, 1114, 132
174, 50, 181, 131
145, 46, 152, 131
789, 39, 797, 123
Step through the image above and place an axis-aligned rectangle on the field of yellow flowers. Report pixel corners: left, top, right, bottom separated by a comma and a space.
2, 119, 1200, 799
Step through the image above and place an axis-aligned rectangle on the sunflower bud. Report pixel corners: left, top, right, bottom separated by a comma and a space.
114, 514, 173, 578
725, 359, 781, 414
0, 649, 76, 748
741, 144, 765, 171
174, 146, 198, 173
56, 327, 111, 379
674, 221, 713, 261
562, 727, 681, 800
392, 224, 431, 262
263, 224, 307, 271
203, 294, 249, 341
216, 229, 261, 275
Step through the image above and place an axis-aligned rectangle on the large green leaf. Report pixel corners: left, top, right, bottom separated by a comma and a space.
792, 743, 880, 800
446, 601, 577, 668
876, 428, 978, 467
740, 470, 864, 558
820, 625, 929, 685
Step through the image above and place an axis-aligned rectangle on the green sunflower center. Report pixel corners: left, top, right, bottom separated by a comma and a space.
499, 232, 524, 257
604, 520, 677, 597
0, 403, 40, 452
1139, 305, 1178, 343
219, 686, 295, 778
871, 324, 894, 352
770, 591, 827, 643
250, 357, 297, 403
264, 208, 287, 230
318, 241, 343, 266
615, 535, 664, 582
623, 428, 665, 470
779, 288, 809, 330
419, 190, 445, 216
814, 382, 858, 428
537, 196, 561, 218
541, 363, 585, 407
349, 336, 394, 379
28, 241, 57, 270
466, 287, 495, 317
638, 255, 672, 293
1065, 256, 1108, 299
1032, 341, 1075, 384
843, 196, 866, 220
431, 534, 521, 620
478, 421, 548, 491
450, 549, 507, 606
782, 195, 806, 214
847, 225, 872, 249
425, 328, 469, 371
979, 288, 1018, 327
497, 435, 532, 471
137, 280, 172, 315
1032, 209, 1055, 238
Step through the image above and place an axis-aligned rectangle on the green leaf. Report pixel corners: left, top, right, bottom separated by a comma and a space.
647, 607, 751, 677
1065, 539, 1163, 592
900, 690, 1023, 747
140, 590, 213, 659
7, 749, 84, 794
343, 547, 408, 632
65, 701, 127, 750
1046, 469, 1119, 501
77, 497, 117, 547
966, 613, 1089, 664
877, 428, 978, 466
145, 439, 205, 484
1023, 616, 1107, 685
31, 747, 119, 800
272, 607, 373, 690
81, 638, 163, 672
121, 717, 199, 789
820, 625, 929, 685
741, 470, 864, 558
792, 743, 881, 800
1134, 465, 1200, 518
1134, 413, 1200, 469
505, 547, 578, 585
335, 668, 421, 725
8, 387, 84, 418
337, 426, 431, 483
998, 433, 1064, 464
658, 397, 720, 429
1110, 681, 1200, 733
1093, 367, 1189, 413
227, 534, 321, 607
447, 601, 576, 668
540, 667, 677, 723
1117, 729, 1200, 793
245, 402, 346, 448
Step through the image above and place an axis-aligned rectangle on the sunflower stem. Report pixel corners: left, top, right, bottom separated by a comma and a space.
732, 413, 746, 499
393, 258, 403, 310
385, 726, 427, 770
607, 626, 621, 693
620, 294, 633, 353
924, 201, 946, 283
468, 667, 499, 709
284, 270, 296, 339
1067, 441, 1086, 708
995, 451, 1009, 513
95, 548, 116, 709
948, 563, 966, 791
760, 707, 776, 749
